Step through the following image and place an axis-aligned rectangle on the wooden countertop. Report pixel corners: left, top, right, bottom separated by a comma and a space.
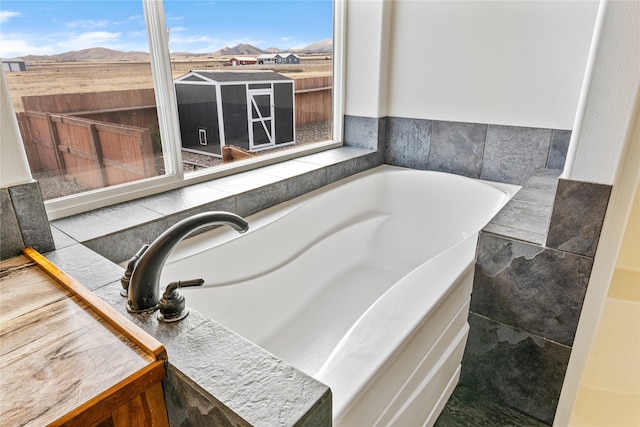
0, 249, 168, 427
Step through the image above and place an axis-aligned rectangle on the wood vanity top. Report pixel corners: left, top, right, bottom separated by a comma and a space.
0, 248, 168, 427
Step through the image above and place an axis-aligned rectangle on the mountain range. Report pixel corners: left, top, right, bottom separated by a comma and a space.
20, 39, 332, 62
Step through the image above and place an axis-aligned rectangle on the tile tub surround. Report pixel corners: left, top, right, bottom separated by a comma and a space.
381, 116, 571, 185
460, 314, 572, 426
471, 233, 593, 347
434, 384, 550, 427
546, 178, 612, 258
1, 181, 54, 260
457, 170, 611, 424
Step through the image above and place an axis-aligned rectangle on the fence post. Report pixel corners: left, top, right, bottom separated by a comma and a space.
46, 113, 66, 175
139, 128, 158, 178
88, 122, 108, 187
16, 112, 41, 172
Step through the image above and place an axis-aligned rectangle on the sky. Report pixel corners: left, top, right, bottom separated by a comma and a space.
0, 0, 333, 58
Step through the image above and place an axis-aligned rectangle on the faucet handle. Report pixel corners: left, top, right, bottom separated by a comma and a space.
157, 279, 204, 323
120, 244, 149, 297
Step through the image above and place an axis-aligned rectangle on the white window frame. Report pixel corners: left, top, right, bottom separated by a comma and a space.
44, 0, 345, 220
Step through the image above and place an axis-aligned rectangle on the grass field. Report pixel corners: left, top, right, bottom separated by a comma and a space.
5, 55, 332, 113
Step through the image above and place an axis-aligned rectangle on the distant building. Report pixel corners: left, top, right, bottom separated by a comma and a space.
229, 57, 257, 66
257, 53, 300, 65
2, 58, 26, 72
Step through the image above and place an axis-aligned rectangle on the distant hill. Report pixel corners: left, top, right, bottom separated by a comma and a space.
172, 51, 209, 58
295, 38, 333, 54
265, 47, 285, 53
212, 43, 264, 57
18, 39, 332, 62
212, 40, 333, 57
21, 47, 149, 62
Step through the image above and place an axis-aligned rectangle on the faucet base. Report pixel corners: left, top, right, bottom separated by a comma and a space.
127, 305, 157, 315
158, 308, 190, 323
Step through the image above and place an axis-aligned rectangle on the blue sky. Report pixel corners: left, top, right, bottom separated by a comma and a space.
0, 0, 333, 58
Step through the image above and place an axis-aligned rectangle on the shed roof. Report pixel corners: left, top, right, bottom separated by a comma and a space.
177, 70, 293, 83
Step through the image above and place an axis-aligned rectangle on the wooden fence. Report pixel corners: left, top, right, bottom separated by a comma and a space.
22, 88, 157, 114
294, 76, 333, 126
20, 111, 157, 189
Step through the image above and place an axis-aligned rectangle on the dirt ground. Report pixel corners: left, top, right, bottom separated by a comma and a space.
5, 56, 332, 113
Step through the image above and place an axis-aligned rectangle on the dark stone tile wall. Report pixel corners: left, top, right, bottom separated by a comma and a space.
460, 175, 610, 424
428, 121, 487, 178
382, 117, 570, 185
481, 126, 554, 184
471, 233, 593, 347
483, 170, 560, 245
344, 115, 387, 152
0, 188, 24, 259
460, 314, 572, 425
384, 117, 432, 169
1, 181, 54, 260
547, 130, 572, 171
434, 384, 549, 427
547, 179, 612, 258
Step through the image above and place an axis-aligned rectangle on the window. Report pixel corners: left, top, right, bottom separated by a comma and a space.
0, 0, 343, 219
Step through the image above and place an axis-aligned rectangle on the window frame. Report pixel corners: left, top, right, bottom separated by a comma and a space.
44, 0, 345, 220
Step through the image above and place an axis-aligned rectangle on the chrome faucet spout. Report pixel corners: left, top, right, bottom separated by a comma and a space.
127, 211, 249, 314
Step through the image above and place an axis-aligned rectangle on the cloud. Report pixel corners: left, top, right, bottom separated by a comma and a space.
0, 36, 57, 57
0, 11, 21, 24
64, 19, 111, 30
59, 31, 123, 50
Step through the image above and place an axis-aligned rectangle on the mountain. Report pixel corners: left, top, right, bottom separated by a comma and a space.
172, 51, 209, 57
296, 38, 333, 54
212, 43, 264, 57
18, 39, 333, 63
197, 40, 332, 57
21, 47, 149, 62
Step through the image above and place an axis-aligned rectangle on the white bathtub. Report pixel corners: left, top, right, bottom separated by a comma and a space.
161, 165, 515, 426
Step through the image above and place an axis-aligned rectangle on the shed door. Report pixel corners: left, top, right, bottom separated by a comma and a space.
247, 88, 275, 150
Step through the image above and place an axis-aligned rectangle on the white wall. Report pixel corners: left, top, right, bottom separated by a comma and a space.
0, 69, 32, 187
344, 0, 391, 117
345, 0, 599, 130
564, 0, 640, 185
618, 185, 640, 272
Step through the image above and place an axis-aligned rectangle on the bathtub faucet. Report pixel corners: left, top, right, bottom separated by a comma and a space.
126, 211, 249, 317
